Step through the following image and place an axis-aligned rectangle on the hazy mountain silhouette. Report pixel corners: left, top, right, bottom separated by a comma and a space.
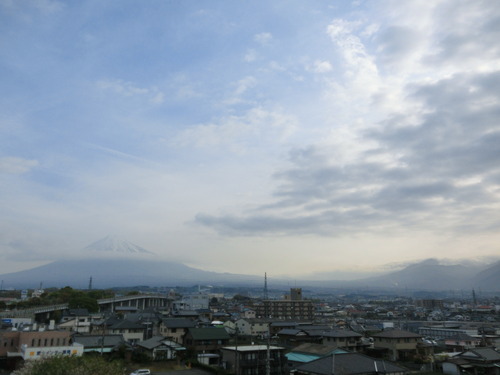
0, 238, 498, 291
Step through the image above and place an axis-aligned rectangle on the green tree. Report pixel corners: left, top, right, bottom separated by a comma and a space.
68, 295, 99, 312
12, 355, 125, 375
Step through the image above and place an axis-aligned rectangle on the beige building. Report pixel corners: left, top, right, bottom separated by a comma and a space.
0, 329, 83, 361
371, 329, 422, 361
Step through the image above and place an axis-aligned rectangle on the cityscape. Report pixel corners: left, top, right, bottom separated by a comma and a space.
2, 0, 500, 374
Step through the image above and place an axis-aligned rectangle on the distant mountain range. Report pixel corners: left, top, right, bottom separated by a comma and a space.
0, 237, 498, 292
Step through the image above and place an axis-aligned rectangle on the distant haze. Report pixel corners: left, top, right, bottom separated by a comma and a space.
1, 1, 500, 277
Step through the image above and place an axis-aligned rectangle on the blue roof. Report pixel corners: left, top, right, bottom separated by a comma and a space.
286, 352, 321, 363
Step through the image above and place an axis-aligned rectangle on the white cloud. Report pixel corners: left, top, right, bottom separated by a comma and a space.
254, 32, 272, 45
96, 79, 164, 104
0, 157, 38, 174
311, 60, 333, 73
173, 107, 297, 153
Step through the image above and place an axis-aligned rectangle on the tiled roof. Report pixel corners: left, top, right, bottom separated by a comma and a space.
371, 329, 421, 338
296, 352, 408, 375
322, 330, 363, 338
73, 334, 124, 348
162, 318, 196, 328
109, 319, 144, 330
188, 327, 230, 340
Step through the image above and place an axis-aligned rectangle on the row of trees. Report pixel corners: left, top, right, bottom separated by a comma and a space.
4, 287, 115, 312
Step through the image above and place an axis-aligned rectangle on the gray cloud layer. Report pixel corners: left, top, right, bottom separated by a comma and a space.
196, 71, 500, 236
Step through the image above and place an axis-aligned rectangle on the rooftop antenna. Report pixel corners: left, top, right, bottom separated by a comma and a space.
264, 273, 269, 318
264, 272, 268, 300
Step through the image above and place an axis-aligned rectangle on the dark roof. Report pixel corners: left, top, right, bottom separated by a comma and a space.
188, 327, 230, 340
371, 330, 421, 339
138, 336, 185, 351
460, 348, 500, 362
322, 330, 363, 338
296, 352, 408, 375
162, 318, 196, 329
73, 334, 124, 348
445, 333, 476, 341
109, 319, 144, 330
278, 329, 308, 336
272, 321, 298, 327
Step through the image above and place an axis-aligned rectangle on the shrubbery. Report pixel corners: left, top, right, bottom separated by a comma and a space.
12, 355, 126, 375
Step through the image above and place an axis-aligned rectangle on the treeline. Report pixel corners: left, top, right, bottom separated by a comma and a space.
5, 287, 115, 312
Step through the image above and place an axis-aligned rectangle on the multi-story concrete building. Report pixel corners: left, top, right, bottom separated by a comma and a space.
256, 288, 313, 321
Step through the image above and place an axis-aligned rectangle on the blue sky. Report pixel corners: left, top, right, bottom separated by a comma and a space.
1, 0, 499, 279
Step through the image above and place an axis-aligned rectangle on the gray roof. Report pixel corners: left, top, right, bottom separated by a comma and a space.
162, 318, 196, 329
322, 330, 363, 338
73, 334, 124, 348
110, 319, 144, 330
296, 353, 408, 375
460, 348, 500, 361
138, 336, 186, 350
371, 329, 421, 339
187, 327, 230, 340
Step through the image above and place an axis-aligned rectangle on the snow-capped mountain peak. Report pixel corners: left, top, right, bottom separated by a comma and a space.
83, 235, 155, 255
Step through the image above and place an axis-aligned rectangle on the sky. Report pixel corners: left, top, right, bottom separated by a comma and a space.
1, 0, 500, 279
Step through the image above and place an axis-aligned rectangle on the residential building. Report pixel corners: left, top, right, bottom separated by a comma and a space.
286, 344, 346, 370
294, 352, 408, 375
72, 334, 125, 354
235, 318, 270, 337
321, 330, 365, 351
256, 288, 314, 321
137, 335, 185, 361
442, 348, 500, 375
371, 329, 422, 361
221, 345, 287, 375
184, 327, 230, 354
159, 318, 196, 344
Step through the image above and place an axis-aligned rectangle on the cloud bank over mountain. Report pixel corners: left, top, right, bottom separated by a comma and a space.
0, 0, 499, 277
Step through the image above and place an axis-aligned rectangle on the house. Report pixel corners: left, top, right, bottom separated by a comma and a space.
221, 345, 287, 375
442, 348, 500, 375
293, 352, 408, 375
137, 335, 185, 361
321, 330, 365, 351
286, 343, 346, 369
444, 333, 481, 352
160, 318, 196, 344
72, 334, 126, 354
107, 319, 145, 345
370, 329, 422, 361
235, 318, 270, 337
58, 309, 93, 334
276, 328, 323, 347
184, 327, 230, 354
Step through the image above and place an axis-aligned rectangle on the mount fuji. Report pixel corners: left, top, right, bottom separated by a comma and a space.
0, 236, 261, 289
